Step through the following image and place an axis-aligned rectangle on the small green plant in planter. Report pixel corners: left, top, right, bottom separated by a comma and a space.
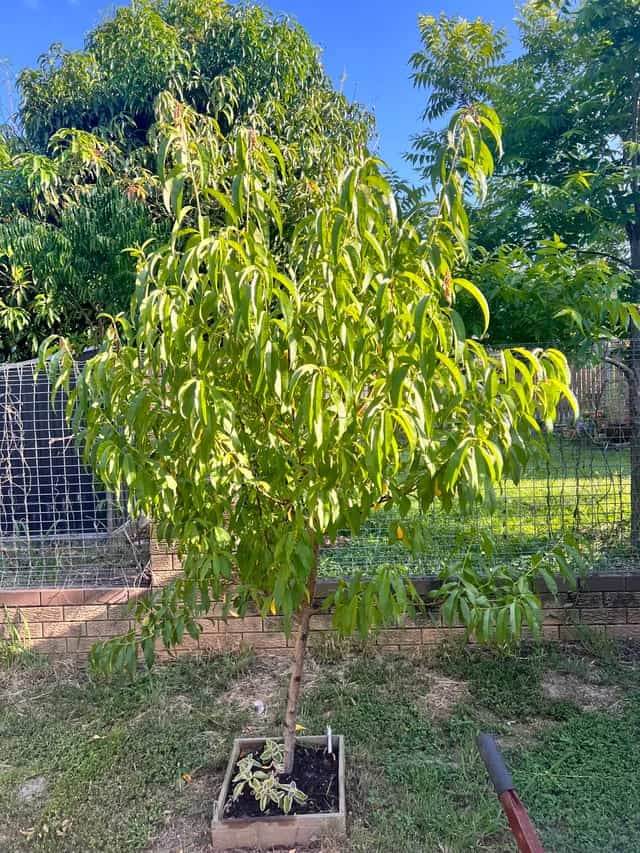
231, 740, 307, 814
42, 73, 576, 840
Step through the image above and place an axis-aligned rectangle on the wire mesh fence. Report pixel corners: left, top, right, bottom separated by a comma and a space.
0, 357, 149, 589
320, 342, 637, 577
0, 344, 637, 588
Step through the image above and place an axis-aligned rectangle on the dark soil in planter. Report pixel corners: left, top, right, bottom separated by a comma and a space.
224, 744, 339, 819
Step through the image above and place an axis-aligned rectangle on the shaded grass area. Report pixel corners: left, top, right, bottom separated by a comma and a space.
0, 652, 251, 852
2, 635, 640, 851
320, 436, 634, 577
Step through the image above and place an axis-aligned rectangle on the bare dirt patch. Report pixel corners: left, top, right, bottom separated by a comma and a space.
146, 774, 213, 853
542, 670, 623, 712
496, 718, 555, 751
219, 655, 289, 728
418, 674, 471, 719
17, 776, 46, 802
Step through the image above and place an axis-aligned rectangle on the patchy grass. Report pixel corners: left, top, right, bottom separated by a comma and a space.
0, 652, 252, 852
1, 636, 640, 851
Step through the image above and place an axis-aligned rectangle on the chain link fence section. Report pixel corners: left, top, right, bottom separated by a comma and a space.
320, 343, 636, 577
0, 357, 149, 589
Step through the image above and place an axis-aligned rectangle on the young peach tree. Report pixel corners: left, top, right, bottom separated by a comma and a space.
44, 94, 575, 773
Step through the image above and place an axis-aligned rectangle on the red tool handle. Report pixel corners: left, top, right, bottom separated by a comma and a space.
499, 789, 545, 853
476, 734, 545, 853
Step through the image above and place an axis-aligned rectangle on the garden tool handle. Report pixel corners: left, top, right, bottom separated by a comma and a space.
476, 733, 545, 853
476, 732, 513, 795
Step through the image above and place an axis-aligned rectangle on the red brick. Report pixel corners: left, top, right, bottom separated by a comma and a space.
42, 622, 85, 638
32, 638, 69, 654
309, 614, 333, 631
263, 616, 286, 632
86, 620, 132, 637
375, 629, 421, 645
627, 609, 640, 623
63, 605, 107, 622
220, 617, 262, 633
242, 632, 287, 649
197, 618, 218, 634
607, 624, 640, 639
85, 589, 130, 605
40, 589, 84, 606
579, 608, 624, 625
559, 625, 605, 641
0, 590, 41, 606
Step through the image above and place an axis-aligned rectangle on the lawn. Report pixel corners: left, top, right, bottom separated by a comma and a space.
2, 632, 640, 852
320, 434, 633, 577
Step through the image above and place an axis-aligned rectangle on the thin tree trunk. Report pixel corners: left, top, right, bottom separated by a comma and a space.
628, 228, 640, 554
627, 88, 640, 554
282, 542, 319, 775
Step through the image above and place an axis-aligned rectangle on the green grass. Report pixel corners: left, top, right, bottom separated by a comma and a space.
320, 435, 633, 577
2, 636, 640, 851
0, 652, 252, 852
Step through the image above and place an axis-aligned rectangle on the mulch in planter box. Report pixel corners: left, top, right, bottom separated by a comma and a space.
224, 743, 339, 819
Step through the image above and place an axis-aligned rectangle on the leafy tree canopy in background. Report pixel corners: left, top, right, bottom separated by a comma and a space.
410, 0, 640, 551
409, 0, 640, 354
0, 0, 371, 360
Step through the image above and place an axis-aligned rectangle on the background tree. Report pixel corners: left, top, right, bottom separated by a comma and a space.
0, 0, 371, 360
44, 92, 576, 774
410, 0, 640, 550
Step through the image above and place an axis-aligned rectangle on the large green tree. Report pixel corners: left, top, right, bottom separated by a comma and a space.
44, 91, 576, 775
0, 0, 371, 360
410, 1, 640, 549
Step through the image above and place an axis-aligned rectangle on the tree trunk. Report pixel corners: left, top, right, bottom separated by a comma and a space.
282, 543, 319, 775
629, 330, 640, 555
628, 225, 640, 555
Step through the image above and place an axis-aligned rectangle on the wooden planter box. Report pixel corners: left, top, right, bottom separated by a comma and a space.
211, 734, 346, 851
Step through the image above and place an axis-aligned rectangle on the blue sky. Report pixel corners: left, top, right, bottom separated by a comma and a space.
0, 0, 522, 176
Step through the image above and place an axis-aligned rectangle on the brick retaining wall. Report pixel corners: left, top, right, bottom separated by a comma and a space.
3, 546, 640, 662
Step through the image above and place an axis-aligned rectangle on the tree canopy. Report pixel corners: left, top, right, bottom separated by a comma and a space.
44, 84, 576, 769
409, 0, 640, 352
409, 0, 640, 551
0, 0, 371, 360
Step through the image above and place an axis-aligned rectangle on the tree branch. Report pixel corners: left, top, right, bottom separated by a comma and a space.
604, 354, 635, 382
568, 248, 633, 271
